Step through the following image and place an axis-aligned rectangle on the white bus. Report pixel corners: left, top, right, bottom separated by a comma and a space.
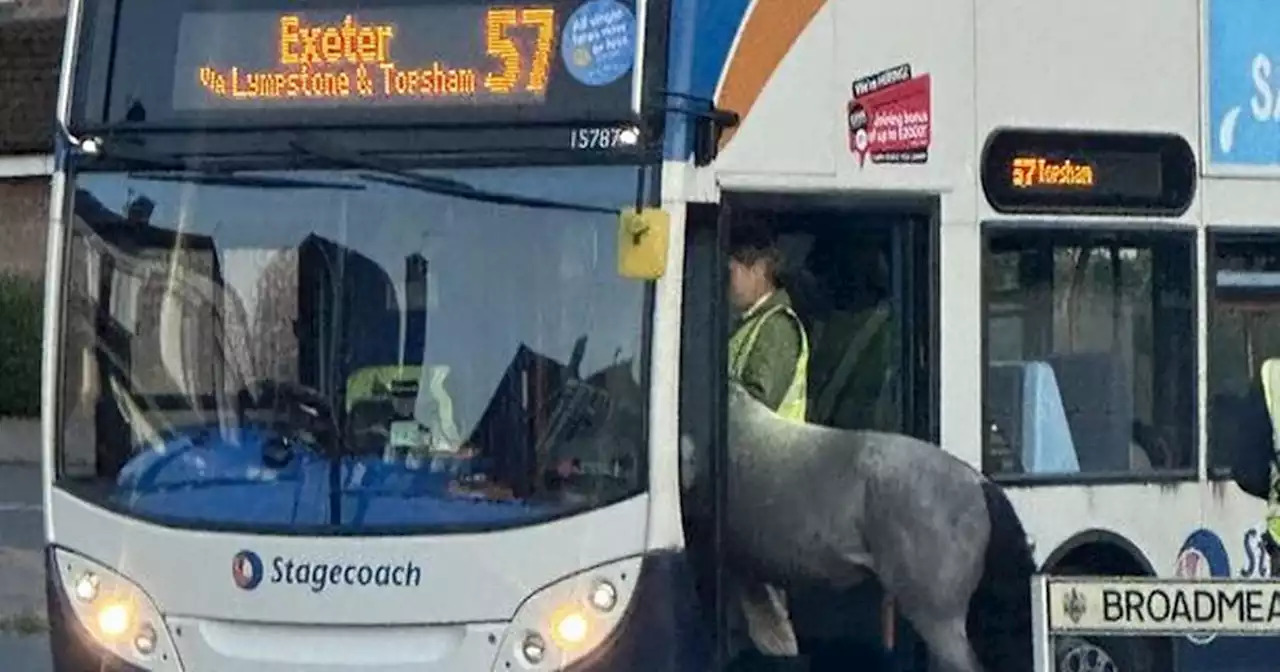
665, 0, 1280, 668
39, 0, 1280, 669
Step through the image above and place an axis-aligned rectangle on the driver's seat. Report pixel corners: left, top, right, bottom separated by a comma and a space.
345, 365, 461, 456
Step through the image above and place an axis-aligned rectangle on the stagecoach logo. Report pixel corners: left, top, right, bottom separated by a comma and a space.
1175, 546, 1211, 580
1175, 547, 1217, 645
1063, 587, 1088, 624
232, 550, 265, 591
1175, 528, 1232, 645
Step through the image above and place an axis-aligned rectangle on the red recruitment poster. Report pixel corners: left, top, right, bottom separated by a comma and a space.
847, 64, 932, 166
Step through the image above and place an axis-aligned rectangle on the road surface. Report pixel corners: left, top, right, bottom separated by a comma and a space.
0, 463, 51, 672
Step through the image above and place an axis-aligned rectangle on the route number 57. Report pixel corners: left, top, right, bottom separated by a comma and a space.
484, 8, 556, 95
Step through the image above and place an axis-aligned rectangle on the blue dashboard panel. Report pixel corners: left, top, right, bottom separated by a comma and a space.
113, 424, 558, 529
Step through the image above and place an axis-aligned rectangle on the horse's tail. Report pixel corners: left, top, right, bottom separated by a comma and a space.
966, 480, 1035, 672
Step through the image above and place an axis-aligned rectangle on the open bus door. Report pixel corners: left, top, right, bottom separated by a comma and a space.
677, 195, 938, 671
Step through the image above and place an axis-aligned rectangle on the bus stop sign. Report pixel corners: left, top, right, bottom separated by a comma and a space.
1033, 575, 1280, 671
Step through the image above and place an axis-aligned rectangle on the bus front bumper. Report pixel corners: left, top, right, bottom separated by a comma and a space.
47, 547, 712, 672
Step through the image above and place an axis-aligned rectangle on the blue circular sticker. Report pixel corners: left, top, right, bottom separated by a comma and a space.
560, 0, 636, 87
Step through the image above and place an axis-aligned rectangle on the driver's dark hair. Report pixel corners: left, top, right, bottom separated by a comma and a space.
728, 224, 784, 285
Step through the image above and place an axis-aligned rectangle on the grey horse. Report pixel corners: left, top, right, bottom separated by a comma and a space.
684, 382, 1035, 672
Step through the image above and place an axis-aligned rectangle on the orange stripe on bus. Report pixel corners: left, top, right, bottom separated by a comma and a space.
715, 0, 828, 150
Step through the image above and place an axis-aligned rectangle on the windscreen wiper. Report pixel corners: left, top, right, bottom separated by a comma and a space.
74, 137, 190, 171
64, 129, 365, 190
288, 135, 617, 214
128, 170, 366, 191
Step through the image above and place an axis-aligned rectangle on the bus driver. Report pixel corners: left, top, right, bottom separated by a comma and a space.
725, 226, 811, 669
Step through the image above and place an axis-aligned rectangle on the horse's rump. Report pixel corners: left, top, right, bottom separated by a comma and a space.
965, 481, 1034, 672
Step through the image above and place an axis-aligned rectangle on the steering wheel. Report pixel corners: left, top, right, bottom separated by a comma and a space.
241, 380, 339, 467
538, 455, 637, 505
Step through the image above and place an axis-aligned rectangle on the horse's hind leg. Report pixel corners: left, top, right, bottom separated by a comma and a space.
913, 615, 983, 672
733, 579, 800, 656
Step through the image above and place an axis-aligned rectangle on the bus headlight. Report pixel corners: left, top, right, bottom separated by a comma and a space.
521, 631, 548, 664
553, 610, 589, 645
134, 623, 158, 656
96, 601, 133, 639
588, 580, 617, 612
494, 555, 642, 671
52, 548, 181, 671
74, 572, 100, 602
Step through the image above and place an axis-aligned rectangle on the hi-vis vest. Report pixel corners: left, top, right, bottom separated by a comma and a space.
1261, 359, 1280, 540
728, 302, 809, 422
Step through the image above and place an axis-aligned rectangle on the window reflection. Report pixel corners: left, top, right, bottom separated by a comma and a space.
983, 229, 1195, 478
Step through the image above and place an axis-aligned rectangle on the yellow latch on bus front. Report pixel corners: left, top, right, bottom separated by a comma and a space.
616, 208, 669, 280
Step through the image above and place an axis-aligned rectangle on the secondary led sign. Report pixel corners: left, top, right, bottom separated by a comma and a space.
981, 130, 1196, 216
1010, 156, 1095, 190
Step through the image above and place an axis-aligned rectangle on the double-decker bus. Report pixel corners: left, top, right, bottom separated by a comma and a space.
40, 0, 1280, 669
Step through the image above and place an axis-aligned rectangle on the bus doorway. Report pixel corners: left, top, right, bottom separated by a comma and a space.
678, 194, 939, 671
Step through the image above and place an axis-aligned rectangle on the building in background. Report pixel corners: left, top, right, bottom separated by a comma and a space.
0, 0, 65, 20
0, 4, 65, 280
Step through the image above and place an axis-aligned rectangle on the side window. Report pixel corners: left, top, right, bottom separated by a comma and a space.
720, 208, 935, 440
982, 228, 1195, 478
1207, 232, 1280, 475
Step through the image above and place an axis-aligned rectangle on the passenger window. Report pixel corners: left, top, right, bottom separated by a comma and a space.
1207, 233, 1280, 476
982, 228, 1195, 478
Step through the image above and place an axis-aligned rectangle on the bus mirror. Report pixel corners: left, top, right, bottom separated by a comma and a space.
616, 208, 669, 280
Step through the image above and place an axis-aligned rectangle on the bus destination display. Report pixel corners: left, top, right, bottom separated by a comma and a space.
1007, 151, 1161, 196
981, 130, 1196, 217
1010, 156, 1100, 190
169, 1, 638, 112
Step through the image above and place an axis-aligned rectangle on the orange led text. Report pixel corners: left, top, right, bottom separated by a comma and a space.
1011, 156, 1096, 189
195, 9, 557, 103
279, 15, 394, 65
